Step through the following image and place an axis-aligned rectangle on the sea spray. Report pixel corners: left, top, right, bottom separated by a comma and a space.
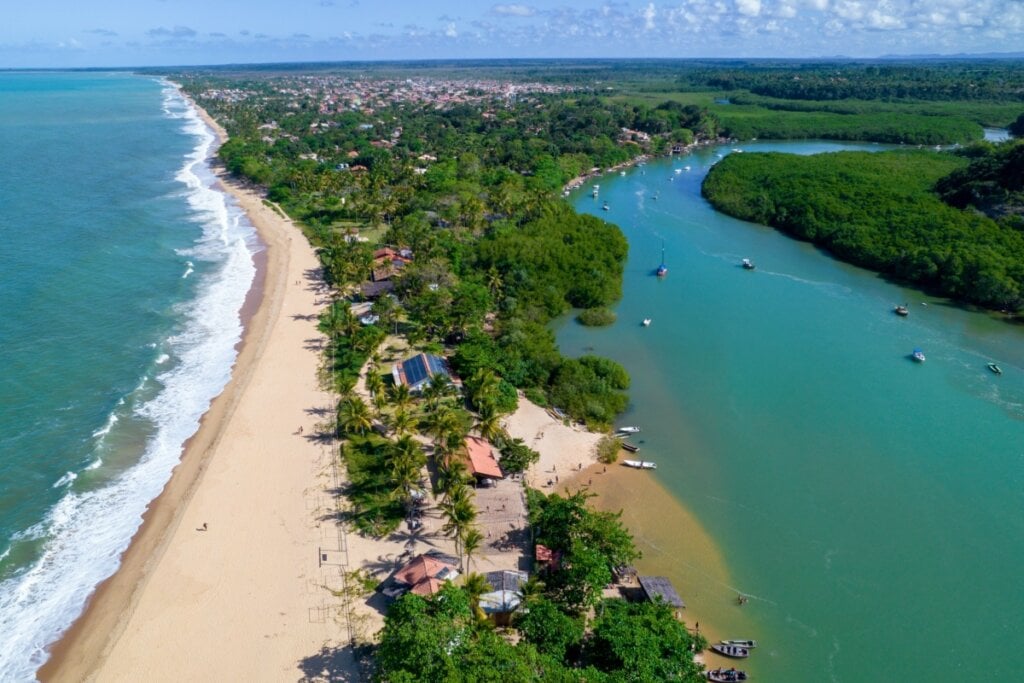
0, 78, 258, 681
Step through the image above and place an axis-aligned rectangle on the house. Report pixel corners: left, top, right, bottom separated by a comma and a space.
463, 436, 503, 482
391, 353, 452, 393
370, 247, 412, 283
383, 551, 460, 598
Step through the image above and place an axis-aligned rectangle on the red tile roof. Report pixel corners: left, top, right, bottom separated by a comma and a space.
464, 436, 503, 479
394, 553, 460, 595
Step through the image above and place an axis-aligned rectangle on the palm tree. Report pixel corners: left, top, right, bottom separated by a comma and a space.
462, 527, 484, 573
337, 395, 372, 436
467, 368, 501, 413
371, 390, 389, 418
388, 382, 413, 413
475, 405, 505, 443
389, 408, 415, 437
436, 457, 470, 502
440, 495, 477, 562
365, 367, 384, 399
485, 265, 503, 298
461, 572, 493, 622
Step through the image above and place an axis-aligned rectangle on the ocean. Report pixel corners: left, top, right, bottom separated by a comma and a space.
0, 72, 258, 680
564, 142, 1024, 681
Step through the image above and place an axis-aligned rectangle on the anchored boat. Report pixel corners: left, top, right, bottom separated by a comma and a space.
623, 460, 656, 470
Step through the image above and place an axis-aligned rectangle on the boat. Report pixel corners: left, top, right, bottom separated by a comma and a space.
617, 426, 641, 434
706, 669, 748, 682
911, 349, 926, 363
987, 362, 1003, 375
710, 643, 750, 659
621, 443, 640, 453
602, 201, 610, 211
684, 165, 691, 171
741, 258, 755, 270
642, 318, 652, 327
656, 243, 668, 277
893, 304, 909, 316
720, 640, 757, 649
623, 460, 656, 470
674, 168, 683, 175
619, 170, 626, 176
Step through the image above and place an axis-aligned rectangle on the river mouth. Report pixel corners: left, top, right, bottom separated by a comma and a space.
560, 140, 1024, 682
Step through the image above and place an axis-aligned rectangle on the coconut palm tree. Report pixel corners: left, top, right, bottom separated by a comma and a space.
364, 367, 384, 399
467, 368, 501, 413
388, 382, 413, 413
436, 457, 470, 502
461, 571, 493, 622
371, 390, 389, 418
462, 527, 484, 573
440, 495, 476, 562
475, 405, 505, 443
389, 408, 416, 437
337, 395, 373, 436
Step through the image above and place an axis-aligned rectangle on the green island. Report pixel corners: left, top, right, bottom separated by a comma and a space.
170, 59, 1022, 681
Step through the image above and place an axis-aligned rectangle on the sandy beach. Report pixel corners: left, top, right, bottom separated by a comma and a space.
39, 99, 356, 682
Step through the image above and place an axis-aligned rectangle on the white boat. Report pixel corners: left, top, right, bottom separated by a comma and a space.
617, 426, 641, 434
623, 460, 657, 470
721, 639, 757, 649
741, 258, 755, 270
911, 349, 926, 363
619, 170, 626, 176
642, 318, 651, 327
674, 168, 682, 175
684, 165, 691, 171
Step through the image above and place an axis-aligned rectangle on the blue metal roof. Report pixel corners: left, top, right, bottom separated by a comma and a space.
426, 354, 449, 378
402, 355, 429, 387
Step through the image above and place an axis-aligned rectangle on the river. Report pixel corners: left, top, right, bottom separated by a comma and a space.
561, 141, 1024, 681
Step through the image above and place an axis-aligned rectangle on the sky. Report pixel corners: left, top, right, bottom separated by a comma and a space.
3, 0, 1024, 68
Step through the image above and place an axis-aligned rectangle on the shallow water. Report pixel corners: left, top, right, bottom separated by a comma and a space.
562, 142, 1024, 681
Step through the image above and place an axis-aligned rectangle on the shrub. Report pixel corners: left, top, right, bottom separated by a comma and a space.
576, 307, 617, 327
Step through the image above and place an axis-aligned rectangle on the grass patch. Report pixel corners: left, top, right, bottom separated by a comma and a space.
576, 307, 617, 327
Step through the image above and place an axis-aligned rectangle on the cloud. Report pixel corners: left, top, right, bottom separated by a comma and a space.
491, 4, 536, 17
642, 3, 657, 30
84, 28, 118, 37
146, 26, 197, 39
735, 0, 761, 17
445, 22, 459, 37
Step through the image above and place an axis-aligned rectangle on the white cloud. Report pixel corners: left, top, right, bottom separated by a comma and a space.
736, 0, 761, 16
445, 22, 458, 37
643, 2, 657, 30
491, 4, 536, 16
866, 9, 904, 29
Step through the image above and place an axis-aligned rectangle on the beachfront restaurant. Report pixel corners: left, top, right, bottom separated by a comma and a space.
382, 550, 461, 598
463, 436, 503, 485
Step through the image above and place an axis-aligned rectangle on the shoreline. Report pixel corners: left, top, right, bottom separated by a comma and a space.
503, 397, 747, 659
40, 92, 341, 681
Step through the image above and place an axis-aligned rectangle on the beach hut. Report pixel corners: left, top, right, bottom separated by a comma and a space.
479, 570, 528, 625
463, 436, 503, 483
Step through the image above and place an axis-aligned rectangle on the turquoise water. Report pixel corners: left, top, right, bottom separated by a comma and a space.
0, 73, 258, 679
565, 143, 1024, 681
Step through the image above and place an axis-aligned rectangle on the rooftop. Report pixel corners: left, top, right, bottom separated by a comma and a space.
638, 575, 685, 609
464, 436, 503, 479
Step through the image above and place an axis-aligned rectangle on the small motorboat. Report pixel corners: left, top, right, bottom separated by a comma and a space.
710, 643, 750, 659
741, 258, 755, 270
674, 168, 683, 175
720, 640, 757, 649
642, 318, 652, 327
987, 362, 1003, 375
706, 669, 748, 683
684, 165, 691, 171
623, 460, 656, 470
617, 426, 641, 434
602, 201, 610, 211
656, 243, 668, 277
621, 443, 640, 453
619, 170, 626, 176
911, 349, 926, 363
894, 304, 909, 316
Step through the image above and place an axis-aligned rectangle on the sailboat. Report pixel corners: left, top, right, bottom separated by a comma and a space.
656, 243, 668, 277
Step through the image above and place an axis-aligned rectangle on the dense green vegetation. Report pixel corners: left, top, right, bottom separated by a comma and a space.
936, 142, 1024, 227
373, 491, 704, 682
702, 144, 1024, 310
577, 307, 617, 326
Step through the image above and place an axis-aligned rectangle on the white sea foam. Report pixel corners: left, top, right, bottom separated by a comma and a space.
155, 353, 170, 365
84, 458, 102, 471
51, 473, 77, 489
0, 82, 258, 681
90, 412, 118, 440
